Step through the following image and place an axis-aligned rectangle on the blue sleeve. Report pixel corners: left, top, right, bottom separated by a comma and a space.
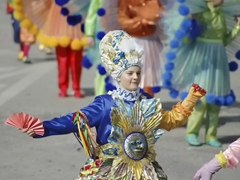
80, 95, 106, 127
34, 96, 105, 138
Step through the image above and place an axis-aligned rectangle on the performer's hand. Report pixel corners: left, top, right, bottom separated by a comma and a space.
193, 158, 222, 180
181, 84, 206, 111
86, 36, 94, 47
190, 84, 206, 97
142, 18, 156, 25
148, 20, 156, 25
19, 128, 35, 137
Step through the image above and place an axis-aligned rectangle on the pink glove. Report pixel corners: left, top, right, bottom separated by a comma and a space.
193, 158, 222, 180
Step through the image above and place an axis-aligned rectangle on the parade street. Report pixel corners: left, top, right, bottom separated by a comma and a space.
1, 4, 240, 180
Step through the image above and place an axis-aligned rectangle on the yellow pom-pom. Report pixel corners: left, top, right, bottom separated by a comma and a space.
13, 11, 24, 21
13, 0, 22, 4
81, 37, 88, 47
12, 3, 23, 11
47, 37, 59, 47
71, 39, 82, 50
59, 36, 71, 48
42, 35, 51, 47
37, 33, 46, 45
20, 18, 32, 29
29, 25, 39, 35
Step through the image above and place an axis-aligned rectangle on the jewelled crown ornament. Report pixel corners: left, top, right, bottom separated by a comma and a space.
99, 30, 144, 79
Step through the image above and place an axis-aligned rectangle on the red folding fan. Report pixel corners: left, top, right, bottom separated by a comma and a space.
5, 112, 44, 135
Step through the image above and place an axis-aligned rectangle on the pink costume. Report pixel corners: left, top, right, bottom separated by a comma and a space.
193, 138, 240, 180
223, 138, 240, 169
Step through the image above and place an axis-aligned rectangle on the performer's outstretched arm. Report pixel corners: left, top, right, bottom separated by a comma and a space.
32, 96, 105, 138
159, 84, 206, 131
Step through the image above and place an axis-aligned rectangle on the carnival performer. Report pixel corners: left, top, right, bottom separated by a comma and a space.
82, 0, 108, 96
65, 0, 117, 95
12, 0, 89, 97
6, 30, 206, 179
7, 0, 35, 63
97, 0, 174, 97
193, 137, 240, 180
161, 0, 240, 147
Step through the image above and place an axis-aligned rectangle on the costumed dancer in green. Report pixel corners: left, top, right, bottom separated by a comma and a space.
161, 0, 240, 147
82, 0, 116, 95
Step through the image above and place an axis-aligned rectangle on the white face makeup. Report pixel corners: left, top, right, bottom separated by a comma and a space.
118, 66, 141, 91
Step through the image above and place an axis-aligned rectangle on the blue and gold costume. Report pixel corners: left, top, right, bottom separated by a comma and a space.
27, 31, 206, 179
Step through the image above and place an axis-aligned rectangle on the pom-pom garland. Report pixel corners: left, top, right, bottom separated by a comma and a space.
162, 0, 237, 107
71, 39, 82, 50
82, 56, 93, 69
20, 18, 32, 29
67, 15, 82, 26
81, 23, 85, 33
178, 4, 189, 16
13, 0, 39, 36
55, 0, 70, 6
168, 89, 236, 107
169, 40, 179, 48
164, 62, 174, 71
152, 86, 161, 93
174, 29, 185, 40
163, 0, 200, 95
60, 7, 69, 16
37, 33, 87, 50
13, 11, 24, 21
229, 61, 238, 72
163, 80, 172, 89
165, 52, 176, 61
235, 50, 240, 60
177, 0, 185, 3
140, 88, 144, 93
187, 19, 201, 40
97, 8, 106, 16
162, 72, 173, 81
179, 92, 188, 100
96, 31, 106, 40
169, 89, 179, 99
181, 19, 191, 31
12, 0, 86, 50
59, 36, 71, 47
97, 64, 107, 75
104, 76, 110, 83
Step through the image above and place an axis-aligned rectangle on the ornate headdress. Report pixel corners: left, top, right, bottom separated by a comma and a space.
99, 30, 144, 79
